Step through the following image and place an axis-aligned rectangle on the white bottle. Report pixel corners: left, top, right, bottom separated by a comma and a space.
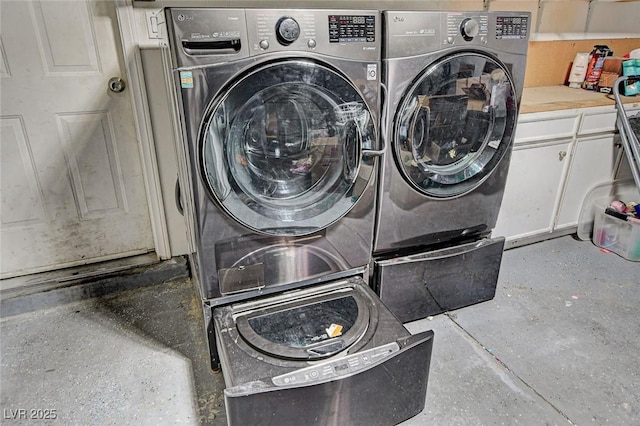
568, 52, 590, 88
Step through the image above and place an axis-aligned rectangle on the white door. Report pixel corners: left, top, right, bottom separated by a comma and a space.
0, 0, 154, 278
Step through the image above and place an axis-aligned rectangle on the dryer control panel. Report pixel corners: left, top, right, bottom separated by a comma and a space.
446, 14, 489, 43
383, 11, 530, 59
495, 15, 530, 39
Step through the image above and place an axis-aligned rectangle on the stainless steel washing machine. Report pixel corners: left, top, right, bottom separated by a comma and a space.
164, 8, 434, 425
214, 277, 433, 425
374, 11, 530, 322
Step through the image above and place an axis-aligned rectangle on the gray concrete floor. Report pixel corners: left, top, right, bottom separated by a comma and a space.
1, 235, 639, 425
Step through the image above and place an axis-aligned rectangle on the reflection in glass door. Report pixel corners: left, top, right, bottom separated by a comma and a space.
395, 53, 517, 198
201, 60, 377, 235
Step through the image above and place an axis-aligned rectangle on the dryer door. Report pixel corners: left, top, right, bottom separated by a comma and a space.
201, 59, 377, 236
394, 52, 517, 198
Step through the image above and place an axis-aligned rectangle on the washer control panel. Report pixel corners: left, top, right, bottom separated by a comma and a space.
166, 8, 380, 66
328, 15, 376, 43
272, 342, 400, 386
246, 9, 380, 61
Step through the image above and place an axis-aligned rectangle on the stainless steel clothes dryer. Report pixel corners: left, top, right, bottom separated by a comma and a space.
164, 8, 434, 425
374, 11, 530, 322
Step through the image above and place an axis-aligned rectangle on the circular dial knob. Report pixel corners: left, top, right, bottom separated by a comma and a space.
276, 17, 300, 45
460, 18, 480, 41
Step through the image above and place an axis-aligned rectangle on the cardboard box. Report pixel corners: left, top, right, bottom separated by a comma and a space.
597, 57, 624, 93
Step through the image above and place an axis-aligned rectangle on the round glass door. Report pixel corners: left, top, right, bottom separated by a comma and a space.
202, 60, 376, 235
235, 291, 369, 360
395, 53, 517, 198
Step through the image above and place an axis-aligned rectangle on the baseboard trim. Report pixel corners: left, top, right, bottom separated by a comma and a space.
504, 227, 578, 250
0, 256, 189, 318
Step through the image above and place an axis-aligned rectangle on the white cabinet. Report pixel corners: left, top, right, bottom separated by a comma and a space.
578, 109, 619, 134
514, 113, 579, 142
494, 109, 578, 244
494, 139, 571, 240
495, 105, 636, 247
555, 134, 619, 230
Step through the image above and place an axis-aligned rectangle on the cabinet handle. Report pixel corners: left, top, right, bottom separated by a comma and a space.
559, 150, 567, 161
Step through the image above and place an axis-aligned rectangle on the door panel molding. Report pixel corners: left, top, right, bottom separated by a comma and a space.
30, 0, 101, 75
0, 116, 47, 228
56, 111, 128, 219
0, 38, 11, 77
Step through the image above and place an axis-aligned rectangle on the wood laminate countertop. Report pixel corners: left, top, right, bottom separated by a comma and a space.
521, 85, 640, 114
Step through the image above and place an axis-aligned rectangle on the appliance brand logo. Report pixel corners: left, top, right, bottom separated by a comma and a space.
177, 14, 193, 22
393, 16, 405, 22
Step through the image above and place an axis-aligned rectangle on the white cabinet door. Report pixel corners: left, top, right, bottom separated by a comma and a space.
493, 140, 571, 241
0, 1, 153, 278
555, 135, 619, 230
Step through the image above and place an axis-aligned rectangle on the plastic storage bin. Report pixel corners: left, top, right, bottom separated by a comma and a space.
592, 205, 640, 261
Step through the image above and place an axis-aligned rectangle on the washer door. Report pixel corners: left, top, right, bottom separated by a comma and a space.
202, 59, 376, 236
394, 52, 517, 198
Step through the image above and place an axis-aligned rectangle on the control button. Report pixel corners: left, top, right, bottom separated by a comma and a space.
368, 68, 376, 79
481, 36, 488, 45
276, 16, 300, 45
460, 18, 480, 41
446, 36, 455, 45
307, 39, 316, 49
309, 370, 319, 379
259, 39, 270, 50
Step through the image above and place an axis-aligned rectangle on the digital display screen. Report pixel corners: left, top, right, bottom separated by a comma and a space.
496, 16, 529, 39
335, 363, 350, 371
329, 15, 375, 43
